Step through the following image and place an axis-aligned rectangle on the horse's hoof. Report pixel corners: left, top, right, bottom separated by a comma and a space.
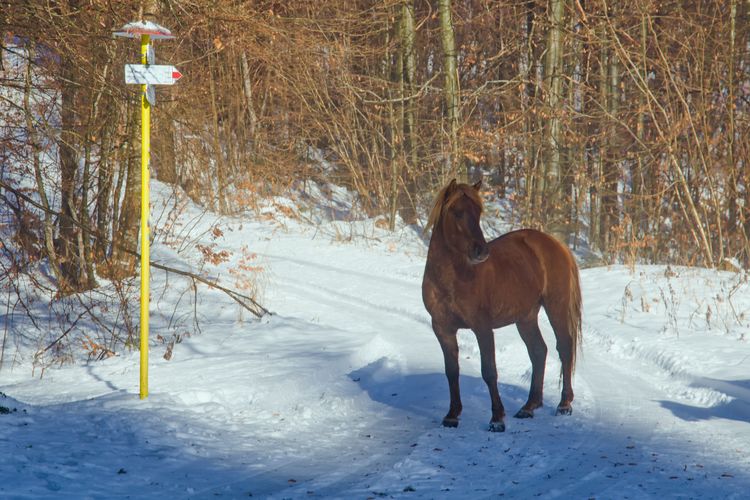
488, 420, 506, 432
442, 417, 459, 428
555, 406, 572, 416
514, 408, 534, 419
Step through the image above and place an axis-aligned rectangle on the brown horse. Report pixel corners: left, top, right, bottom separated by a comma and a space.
422, 179, 582, 432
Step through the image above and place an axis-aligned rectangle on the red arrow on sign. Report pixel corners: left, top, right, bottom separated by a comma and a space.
172, 70, 183, 80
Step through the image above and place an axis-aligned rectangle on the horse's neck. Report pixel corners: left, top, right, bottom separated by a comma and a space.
426, 223, 449, 260
426, 224, 472, 280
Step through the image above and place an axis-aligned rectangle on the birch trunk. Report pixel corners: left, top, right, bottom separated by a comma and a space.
25, 45, 64, 285
544, 0, 566, 242
439, 0, 462, 181
399, 0, 418, 224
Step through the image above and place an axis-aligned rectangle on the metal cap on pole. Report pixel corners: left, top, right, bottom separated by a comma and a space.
113, 21, 175, 40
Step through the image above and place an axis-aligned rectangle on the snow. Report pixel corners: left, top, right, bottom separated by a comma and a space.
113, 20, 175, 40
2, 180, 750, 499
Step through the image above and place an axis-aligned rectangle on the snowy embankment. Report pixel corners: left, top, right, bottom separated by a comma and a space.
1, 180, 749, 499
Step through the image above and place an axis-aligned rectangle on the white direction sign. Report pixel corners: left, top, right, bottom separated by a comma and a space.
125, 64, 183, 85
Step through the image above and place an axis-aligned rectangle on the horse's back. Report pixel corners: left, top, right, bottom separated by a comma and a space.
490, 229, 579, 297
491, 228, 569, 255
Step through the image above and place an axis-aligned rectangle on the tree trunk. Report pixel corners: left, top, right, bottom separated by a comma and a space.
727, 0, 738, 258
240, 51, 258, 158
209, 53, 228, 214
743, 0, 750, 266
633, 7, 648, 241
108, 98, 141, 279
387, 7, 400, 230
57, 54, 86, 293
438, 0, 462, 181
398, 0, 418, 225
606, 39, 621, 257
568, 5, 585, 248
80, 118, 97, 289
597, 38, 611, 254
95, 112, 115, 263
523, 1, 540, 226
153, 113, 178, 185
25, 44, 64, 285
544, 0, 567, 242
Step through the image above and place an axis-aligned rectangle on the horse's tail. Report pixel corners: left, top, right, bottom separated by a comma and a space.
567, 255, 583, 375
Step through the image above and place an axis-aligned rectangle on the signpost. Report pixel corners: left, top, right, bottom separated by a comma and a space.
114, 21, 181, 400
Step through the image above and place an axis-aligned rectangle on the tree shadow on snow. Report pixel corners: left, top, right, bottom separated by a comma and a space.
0, 390, 302, 499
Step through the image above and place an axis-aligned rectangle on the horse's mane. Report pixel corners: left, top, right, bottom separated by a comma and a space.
424, 180, 483, 233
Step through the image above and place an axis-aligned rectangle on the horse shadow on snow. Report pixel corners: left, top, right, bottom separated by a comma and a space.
349, 357, 546, 430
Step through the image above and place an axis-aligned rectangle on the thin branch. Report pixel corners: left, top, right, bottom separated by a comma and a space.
0, 179, 270, 318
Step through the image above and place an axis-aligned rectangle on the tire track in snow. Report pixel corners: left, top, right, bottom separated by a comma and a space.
258, 251, 422, 289
272, 275, 431, 331
584, 325, 736, 410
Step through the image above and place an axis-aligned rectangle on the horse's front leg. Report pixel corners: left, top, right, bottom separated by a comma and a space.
473, 328, 506, 432
433, 320, 462, 427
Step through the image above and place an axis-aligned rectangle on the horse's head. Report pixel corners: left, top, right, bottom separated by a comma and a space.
429, 179, 490, 265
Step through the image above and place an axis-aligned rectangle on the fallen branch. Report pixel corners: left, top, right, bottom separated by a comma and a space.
149, 260, 269, 318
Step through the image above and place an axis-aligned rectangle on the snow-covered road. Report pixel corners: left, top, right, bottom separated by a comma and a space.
2, 185, 749, 498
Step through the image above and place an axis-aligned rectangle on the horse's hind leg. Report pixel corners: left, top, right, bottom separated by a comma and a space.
472, 328, 506, 432
546, 307, 575, 415
554, 334, 575, 415
514, 318, 547, 418
433, 321, 462, 427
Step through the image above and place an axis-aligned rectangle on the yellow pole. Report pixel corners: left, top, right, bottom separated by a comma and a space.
139, 34, 151, 400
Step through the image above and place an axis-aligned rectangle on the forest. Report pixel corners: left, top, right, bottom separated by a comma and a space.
2, 0, 750, 299
3, 4, 750, 496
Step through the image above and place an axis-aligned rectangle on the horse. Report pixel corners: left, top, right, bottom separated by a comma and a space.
422, 179, 582, 432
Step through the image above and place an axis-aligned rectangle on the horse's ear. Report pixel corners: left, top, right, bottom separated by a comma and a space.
472, 179, 482, 191
443, 178, 458, 198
